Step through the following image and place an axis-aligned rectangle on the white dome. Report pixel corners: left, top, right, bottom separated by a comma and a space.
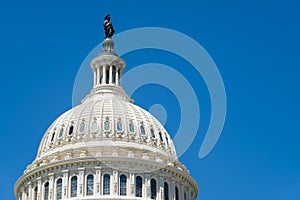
36, 93, 176, 161
15, 38, 198, 200
26, 39, 177, 172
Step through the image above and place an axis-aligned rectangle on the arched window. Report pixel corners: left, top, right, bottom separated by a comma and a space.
79, 121, 85, 133
165, 134, 169, 147
184, 191, 187, 200
119, 175, 127, 196
71, 176, 77, 197
44, 182, 49, 200
103, 174, 110, 195
150, 129, 155, 138
164, 182, 169, 200
68, 125, 74, 135
86, 174, 94, 196
129, 122, 134, 132
140, 125, 146, 135
56, 179, 62, 200
59, 127, 64, 138
50, 132, 56, 142
135, 176, 142, 197
175, 186, 179, 200
150, 179, 157, 199
104, 119, 110, 131
159, 132, 163, 142
117, 121, 123, 131
91, 120, 98, 132
34, 186, 38, 200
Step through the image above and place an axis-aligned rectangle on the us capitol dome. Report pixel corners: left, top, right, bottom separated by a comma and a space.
15, 16, 198, 200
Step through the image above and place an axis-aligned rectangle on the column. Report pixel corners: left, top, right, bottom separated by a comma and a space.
28, 183, 32, 200
95, 167, 102, 196
49, 175, 54, 200
96, 65, 100, 86
62, 170, 68, 199
93, 70, 96, 87
186, 188, 190, 200
102, 65, 106, 84
179, 185, 185, 200
22, 190, 26, 200
171, 180, 176, 200
109, 65, 113, 84
37, 179, 42, 200
78, 168, 85, 197
116, 67, 119, 86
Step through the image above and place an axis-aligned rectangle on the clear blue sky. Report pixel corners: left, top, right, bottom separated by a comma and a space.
1, 0, 300, 200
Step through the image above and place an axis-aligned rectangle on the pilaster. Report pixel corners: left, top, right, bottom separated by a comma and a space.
95, 167, 102, 196
78, 168, 85, 197
62, 170, 68, 199
159, 177, 164, 200
112, 170, 118, 195
129, 173, 135, 197
48, 174, 54, 200
145, 174, 151, 198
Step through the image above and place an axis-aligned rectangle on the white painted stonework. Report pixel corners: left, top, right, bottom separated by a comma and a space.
15, 38, 198, 200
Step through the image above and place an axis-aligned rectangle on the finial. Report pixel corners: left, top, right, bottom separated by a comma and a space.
103, 14, 115, 38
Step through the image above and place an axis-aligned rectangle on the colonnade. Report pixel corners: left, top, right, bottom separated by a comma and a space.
93, 64, 121, 87
18, 168, 194, 200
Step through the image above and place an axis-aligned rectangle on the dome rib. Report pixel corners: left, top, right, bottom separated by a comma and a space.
110, 98, 115, 135
87, 100, 99, 134
74, 100, 89, 135
127, 102, 139, 130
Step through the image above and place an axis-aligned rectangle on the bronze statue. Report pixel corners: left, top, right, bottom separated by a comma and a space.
103, 14, 115, 38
